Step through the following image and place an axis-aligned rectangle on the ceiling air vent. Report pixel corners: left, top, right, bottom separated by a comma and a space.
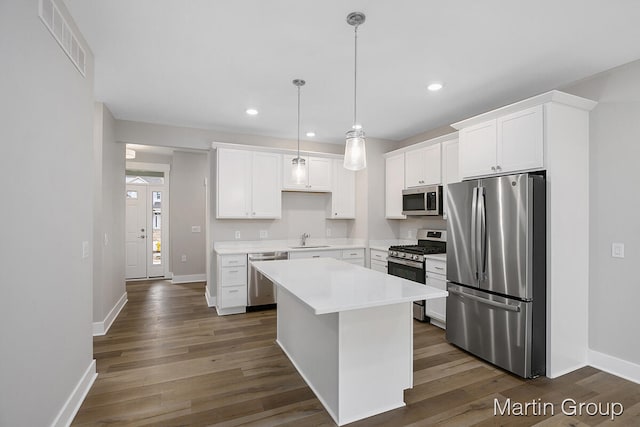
38, 0, 86, 77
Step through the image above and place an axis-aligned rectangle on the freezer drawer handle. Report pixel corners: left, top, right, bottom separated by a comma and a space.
449, 288, 521, 312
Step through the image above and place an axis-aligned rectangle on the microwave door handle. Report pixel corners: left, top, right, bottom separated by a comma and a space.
471, 187, 478, 281
478, 186, 487, 281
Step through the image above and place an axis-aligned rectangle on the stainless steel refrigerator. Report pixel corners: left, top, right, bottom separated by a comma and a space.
446, 173, 546, 378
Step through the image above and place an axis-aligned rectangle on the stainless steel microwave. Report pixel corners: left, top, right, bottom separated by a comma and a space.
402, 185, 443, 216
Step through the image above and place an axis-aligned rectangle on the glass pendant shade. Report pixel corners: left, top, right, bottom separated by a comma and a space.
344, 129, 366, 171
291, 156, 307, 184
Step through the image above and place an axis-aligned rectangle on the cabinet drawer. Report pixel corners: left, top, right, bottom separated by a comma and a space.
219, 285, 246, 308
220, 254, 247, 267
370, 249, 388, 262
341, 248, 364, 259
425, 259, 446, 275
221, 266, 247, 286
289, 250, 342, 260
371, 259, 387, 273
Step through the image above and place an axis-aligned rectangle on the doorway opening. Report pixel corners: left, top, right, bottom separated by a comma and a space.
125, 164, 170, 279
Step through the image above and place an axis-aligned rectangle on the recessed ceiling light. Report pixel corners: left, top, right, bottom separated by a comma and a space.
246, 108, 259, 116
306, 131, 316, 137
427, 82, 444, 92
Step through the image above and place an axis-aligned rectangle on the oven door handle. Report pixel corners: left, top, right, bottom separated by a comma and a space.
388, 257, 424, 269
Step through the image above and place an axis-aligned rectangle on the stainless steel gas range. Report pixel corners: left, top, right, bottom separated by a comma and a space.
388, 229, 446, 321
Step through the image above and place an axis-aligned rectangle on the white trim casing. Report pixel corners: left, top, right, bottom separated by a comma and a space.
50, 360, 97, 427
93, 292, 128, 336
589, 350, 640, 385
204, 285, 217, 307
171, 274, 206, 284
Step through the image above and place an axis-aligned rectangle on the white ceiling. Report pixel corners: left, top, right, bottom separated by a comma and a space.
66, 0, 640, 144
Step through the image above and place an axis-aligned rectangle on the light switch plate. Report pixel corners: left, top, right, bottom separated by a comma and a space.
181, 254, 187, 262
82, 241, 89, 259
612, 243, 625, 258
191, 226, 201, 233
259, 230, 268, 239
326, 228, 332, 237
235, 231, 241, 240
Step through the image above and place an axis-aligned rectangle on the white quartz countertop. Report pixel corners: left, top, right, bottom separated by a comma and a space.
252, 258, 448, 315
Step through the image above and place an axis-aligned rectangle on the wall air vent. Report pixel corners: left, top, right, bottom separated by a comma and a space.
39, 0, 86, 76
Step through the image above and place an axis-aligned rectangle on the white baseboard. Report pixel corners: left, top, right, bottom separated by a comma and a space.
51, 359, 97, 427
205, 285, 217, 307
93, 292, 127, 336
589, 349, 640, 384
171, 273, 206, 284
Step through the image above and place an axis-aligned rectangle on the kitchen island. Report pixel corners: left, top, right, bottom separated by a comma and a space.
251, 258, 447, 426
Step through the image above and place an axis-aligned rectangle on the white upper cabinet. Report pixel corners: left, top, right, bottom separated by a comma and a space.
441, 138, 460, 220
251, 151, 282, 217
405, 143, 442, 187
327, 159, 355, 219
217, 148, 281, 219
458, 105, 544, 179
497, 106, 544, 173
385, 153, 406, 219
282, 155, 332, 192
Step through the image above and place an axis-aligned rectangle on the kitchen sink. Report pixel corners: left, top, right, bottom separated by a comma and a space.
289, 245, 331, 249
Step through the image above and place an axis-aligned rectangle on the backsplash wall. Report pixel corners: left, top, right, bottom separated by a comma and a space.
211, 191, 350, 242
396, 217, 447, 240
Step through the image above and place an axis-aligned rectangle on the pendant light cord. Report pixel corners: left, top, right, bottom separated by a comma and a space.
353, 25, 358, 128
297, 84, 301, 158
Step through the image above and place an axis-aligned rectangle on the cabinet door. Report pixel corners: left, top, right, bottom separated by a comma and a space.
282, 154, 309, 190
308, 157, 332, 191
422, 143, 442, 185
404, 147, 427, 187
441, 139, 460, 220
459, 119, 497, 179
497, 105, 544, 174
328, 159, 355, 219
217, 149, 251, 218
251, 152, 282, 218
425, 274, 447, 323
385, 153, 406, 219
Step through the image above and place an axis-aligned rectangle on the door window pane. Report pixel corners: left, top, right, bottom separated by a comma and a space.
152, 191, 162, 265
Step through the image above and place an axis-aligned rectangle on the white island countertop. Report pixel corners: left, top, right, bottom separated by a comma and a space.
252, 258, 447, 315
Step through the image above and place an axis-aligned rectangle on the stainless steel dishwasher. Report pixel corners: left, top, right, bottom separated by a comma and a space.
247, 252, 288, 306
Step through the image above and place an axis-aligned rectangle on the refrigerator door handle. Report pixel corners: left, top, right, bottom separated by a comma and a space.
471, 187, 478, 280
478, 186, 487, 281
448, 288, 521, 312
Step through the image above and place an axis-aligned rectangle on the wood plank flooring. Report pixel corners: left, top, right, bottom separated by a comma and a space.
72, 280, 640, 426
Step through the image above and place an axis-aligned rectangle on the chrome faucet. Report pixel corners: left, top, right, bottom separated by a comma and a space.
300, 233, 310, 246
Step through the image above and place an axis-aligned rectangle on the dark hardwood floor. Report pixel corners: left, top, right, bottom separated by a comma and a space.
72, 280, 640, 426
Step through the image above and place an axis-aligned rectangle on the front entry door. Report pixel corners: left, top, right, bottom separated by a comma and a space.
126, 184, 148, 279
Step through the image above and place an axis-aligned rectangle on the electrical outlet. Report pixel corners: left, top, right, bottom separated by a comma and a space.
103, 233, 109, 246
235, 231, 241, 240
191, 225, 201, 233
260, 230, 268, 239
82, 241, 89, 259
326, 228, 332, 237
612, 243, 625, 258
181, 254, 187, 262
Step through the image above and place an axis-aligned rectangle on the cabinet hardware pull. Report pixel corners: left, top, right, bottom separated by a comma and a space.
229, 290, 239, 293
435, 266, 444, 270
496, 165, 502, 170
229, 270, 238, 273
228, 261, 237, 264
491, 166, 496, 171
312, 256, 320, 258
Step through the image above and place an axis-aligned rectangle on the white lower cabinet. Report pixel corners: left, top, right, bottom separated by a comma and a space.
216, 254, 247, 315
369, 249, 388, 274
425, 258, 447, 328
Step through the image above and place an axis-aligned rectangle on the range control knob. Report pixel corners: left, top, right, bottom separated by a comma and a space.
413, 254, 420, 261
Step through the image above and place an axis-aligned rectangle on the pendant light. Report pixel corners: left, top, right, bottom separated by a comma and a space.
344, 11, 367, 171
291, 79, 307, 184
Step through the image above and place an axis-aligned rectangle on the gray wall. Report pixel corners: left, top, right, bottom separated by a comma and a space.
171, 151, 208, 277
563, 59, 640, 365
0, 0, 95, 425
93, 103, 126, 323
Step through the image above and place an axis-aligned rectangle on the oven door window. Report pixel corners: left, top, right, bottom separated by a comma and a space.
388, 261, 425, 284
403, 193, 426, 212
425, 191, 437, 211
